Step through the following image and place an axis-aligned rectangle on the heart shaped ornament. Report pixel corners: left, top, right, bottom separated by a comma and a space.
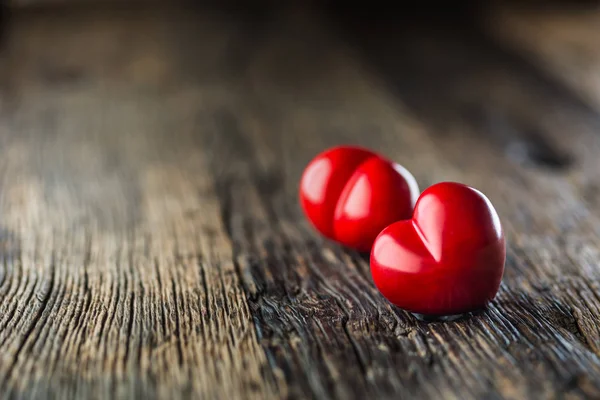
300, 146, 419, 252
370, 182, 505, 318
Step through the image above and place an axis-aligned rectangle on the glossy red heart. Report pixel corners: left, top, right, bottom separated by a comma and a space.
370, 182, 505, 317
299, 145, 419, 252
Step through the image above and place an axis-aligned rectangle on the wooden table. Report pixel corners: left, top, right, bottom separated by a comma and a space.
0, 2, 599, 399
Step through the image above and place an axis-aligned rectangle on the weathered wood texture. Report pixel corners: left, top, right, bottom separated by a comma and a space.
0, 3, 600, 399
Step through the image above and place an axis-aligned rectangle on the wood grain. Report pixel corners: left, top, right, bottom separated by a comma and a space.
0, 3, 599, 399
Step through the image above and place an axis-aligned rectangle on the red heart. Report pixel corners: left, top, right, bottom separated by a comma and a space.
299, 146, 419, 252
370, 182, 505, 316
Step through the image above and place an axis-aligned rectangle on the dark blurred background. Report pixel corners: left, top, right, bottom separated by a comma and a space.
2, 0, 600, 171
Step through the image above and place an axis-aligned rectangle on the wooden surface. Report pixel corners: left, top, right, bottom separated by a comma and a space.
1, 3, 600, 399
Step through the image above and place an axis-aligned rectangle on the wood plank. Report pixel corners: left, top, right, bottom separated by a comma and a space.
0, 5, 283, 399
1, 3, 600, 399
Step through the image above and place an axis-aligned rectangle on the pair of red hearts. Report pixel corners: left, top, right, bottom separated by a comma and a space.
299, 146, 505, 318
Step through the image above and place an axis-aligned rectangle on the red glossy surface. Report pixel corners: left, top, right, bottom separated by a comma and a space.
299, 146, 419, 252
370, 182, 505, 316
